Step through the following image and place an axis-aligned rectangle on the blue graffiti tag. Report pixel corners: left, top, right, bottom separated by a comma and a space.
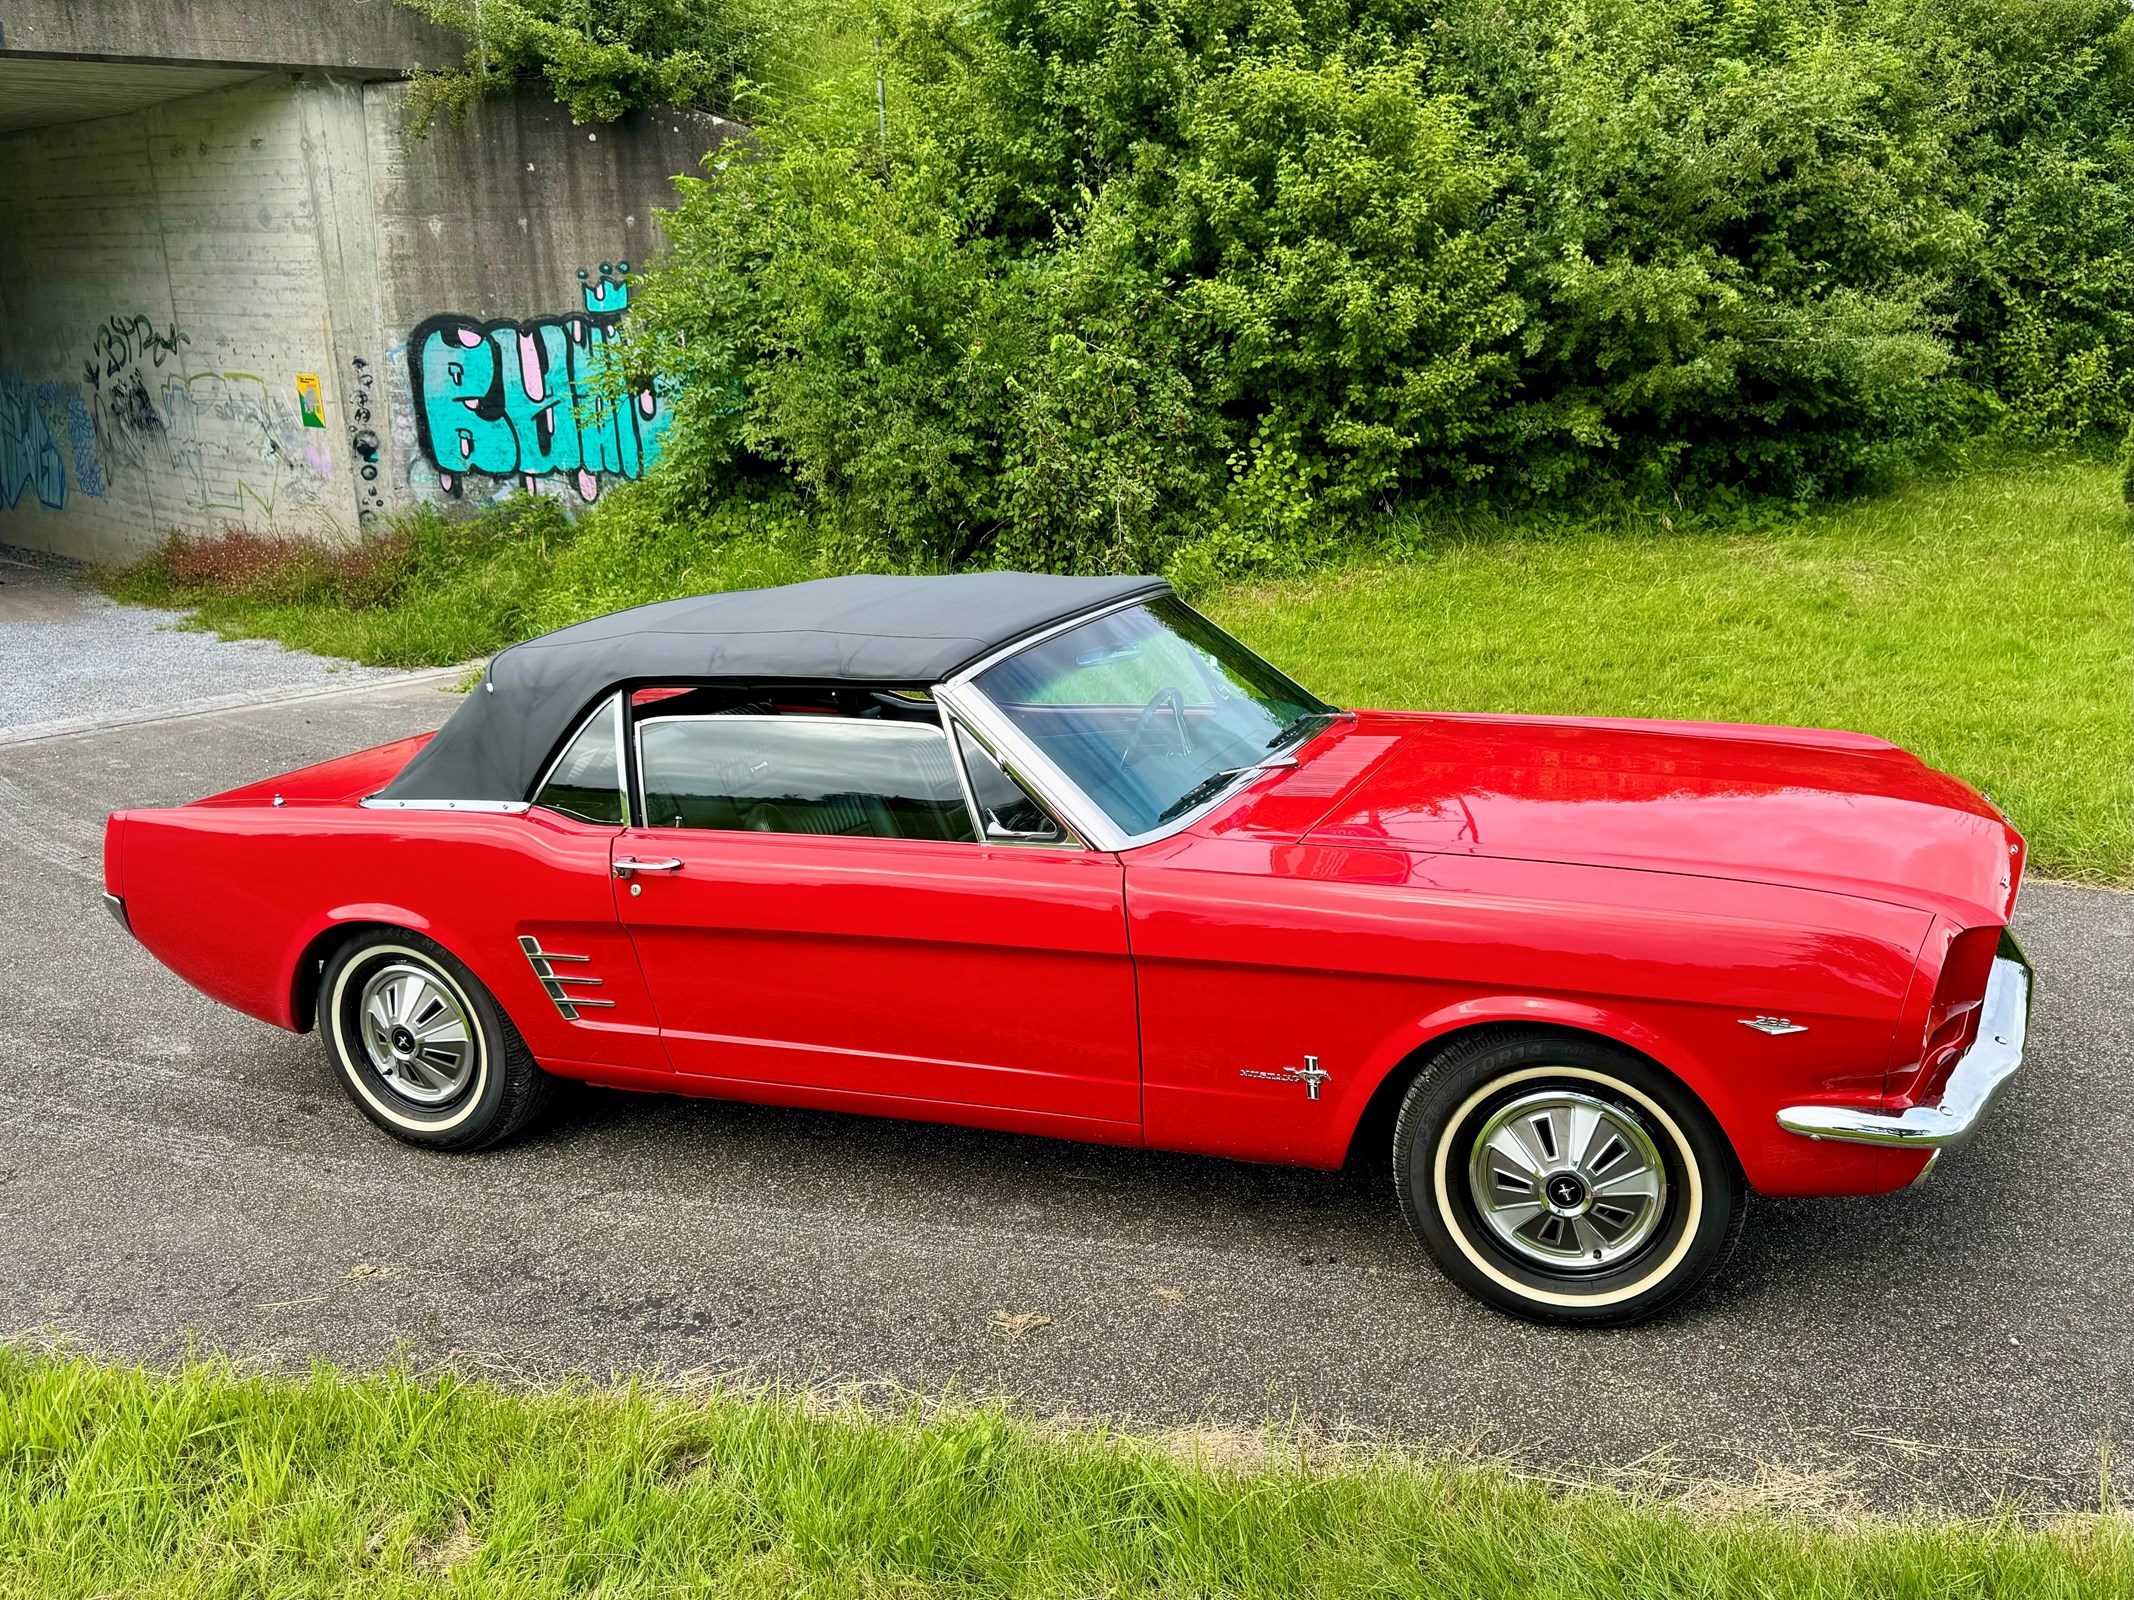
408, 263, 669, 502
1, 375, 67, 511
41, 380, 105, 498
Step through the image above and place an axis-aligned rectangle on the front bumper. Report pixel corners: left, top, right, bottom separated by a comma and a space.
1777, 934, 2031, 1159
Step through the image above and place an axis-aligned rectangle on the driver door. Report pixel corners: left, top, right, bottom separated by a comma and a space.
613, 706, 1142, 1130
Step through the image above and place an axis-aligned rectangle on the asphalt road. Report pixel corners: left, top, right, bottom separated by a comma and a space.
1, 558, 2127, 1517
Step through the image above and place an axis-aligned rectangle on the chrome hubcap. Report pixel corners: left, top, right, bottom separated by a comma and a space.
357, 962, 475, 1106
1468, 1089, 1667, 1270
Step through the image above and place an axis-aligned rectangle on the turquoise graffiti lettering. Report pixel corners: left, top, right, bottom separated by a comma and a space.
408, 263, 668, 502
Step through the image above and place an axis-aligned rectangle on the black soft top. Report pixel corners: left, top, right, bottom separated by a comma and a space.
378, 571, 1169, 803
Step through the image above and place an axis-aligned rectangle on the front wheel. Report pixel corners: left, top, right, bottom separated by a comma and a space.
1392, 1031, 1746, 1326
320, 929, 554, 1150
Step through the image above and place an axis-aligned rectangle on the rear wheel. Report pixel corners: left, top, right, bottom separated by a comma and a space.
1392, 1030, 1745, 1326
320, 929, 553, 1150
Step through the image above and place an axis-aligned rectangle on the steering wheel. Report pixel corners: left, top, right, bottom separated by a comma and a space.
1119, 687, 1191, 771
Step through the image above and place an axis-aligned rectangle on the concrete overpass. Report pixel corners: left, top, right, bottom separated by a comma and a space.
0, 0, 740, 559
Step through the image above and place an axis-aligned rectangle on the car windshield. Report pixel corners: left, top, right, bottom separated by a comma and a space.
971, 596, 1336, 837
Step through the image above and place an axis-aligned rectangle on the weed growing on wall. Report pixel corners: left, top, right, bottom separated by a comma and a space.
395, 0, 774, 129
626, 0, 2132, 578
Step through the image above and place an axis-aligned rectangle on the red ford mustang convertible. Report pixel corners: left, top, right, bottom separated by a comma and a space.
103, 574, 2030, 1324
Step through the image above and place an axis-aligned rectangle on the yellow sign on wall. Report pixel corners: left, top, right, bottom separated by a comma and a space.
295, 372, 325, 429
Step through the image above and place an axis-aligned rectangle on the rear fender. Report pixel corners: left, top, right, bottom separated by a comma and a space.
285, 904, 438, 1032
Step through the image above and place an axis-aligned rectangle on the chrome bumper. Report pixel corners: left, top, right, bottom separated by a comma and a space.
101, 891, 133, 938
1777, 937, 2030, 1157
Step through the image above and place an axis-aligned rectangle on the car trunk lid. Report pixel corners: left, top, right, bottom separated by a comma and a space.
185, 732, 438, 808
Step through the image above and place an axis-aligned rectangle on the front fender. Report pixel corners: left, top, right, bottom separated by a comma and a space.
1340, 992, 1890, 1197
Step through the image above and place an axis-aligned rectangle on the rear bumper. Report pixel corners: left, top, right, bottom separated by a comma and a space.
1777, 933, 2030, 1157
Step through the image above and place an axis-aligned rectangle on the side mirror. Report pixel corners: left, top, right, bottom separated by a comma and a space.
985, 817, 1062, 844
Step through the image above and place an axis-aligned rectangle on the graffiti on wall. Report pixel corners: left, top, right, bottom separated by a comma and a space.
1, 375, 68, 511
160, 370, 328, 518
48, 381, 105, 499
82, 313, 185, 476
349, 356, 385, 520
408, 262, 669, 503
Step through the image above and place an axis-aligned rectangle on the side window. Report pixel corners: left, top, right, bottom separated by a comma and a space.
533, 694, 626, 824
954, 726, 1067, 844
638, 716, 977, 843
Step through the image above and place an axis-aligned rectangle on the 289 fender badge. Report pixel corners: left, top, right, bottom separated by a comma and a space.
1239, 1055, 1331, 1101
1739, 1016, 1809, 1036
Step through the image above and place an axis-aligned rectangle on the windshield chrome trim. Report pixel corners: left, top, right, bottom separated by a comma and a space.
938, 596, 1340, 854
934, 681, 1133, 851
941, 591, 1165, 692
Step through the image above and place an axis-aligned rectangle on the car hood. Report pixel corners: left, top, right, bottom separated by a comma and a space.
1269, 711, 2021, 923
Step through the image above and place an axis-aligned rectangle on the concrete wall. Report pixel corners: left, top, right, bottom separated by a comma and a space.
0, 71, 740, 560
0, 0, 459, 72
368, 91, 736, 511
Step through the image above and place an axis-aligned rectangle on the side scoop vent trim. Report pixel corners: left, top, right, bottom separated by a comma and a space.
517, 935, 616, 1021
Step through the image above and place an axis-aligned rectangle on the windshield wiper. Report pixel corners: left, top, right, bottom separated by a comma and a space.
1156, 754, 1301, 823
1268, 707, 1350, 755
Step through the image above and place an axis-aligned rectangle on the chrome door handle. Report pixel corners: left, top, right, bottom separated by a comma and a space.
613, 857, 683, 878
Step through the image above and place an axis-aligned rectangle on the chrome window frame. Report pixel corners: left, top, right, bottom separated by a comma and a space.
525, 690, 631, 827
358, 593, 1323, 848
630, 711, 977, 843
935, 592, 1330, 854
937, 703, 1085, 851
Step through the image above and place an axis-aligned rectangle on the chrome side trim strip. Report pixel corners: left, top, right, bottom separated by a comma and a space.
1777, 952, 2030, 1156
360, 798, 532, 813
516, 935, 616, 1021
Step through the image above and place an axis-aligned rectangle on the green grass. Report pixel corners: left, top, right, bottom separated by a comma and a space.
1, 1349, 2124, 1598
98, 456, 2131, 881
1205, 459, 2132, 884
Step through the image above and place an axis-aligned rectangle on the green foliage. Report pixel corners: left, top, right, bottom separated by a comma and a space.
395, 0, 771, 129
631, 0, 2132, 575
4, 1348, 2127, 1596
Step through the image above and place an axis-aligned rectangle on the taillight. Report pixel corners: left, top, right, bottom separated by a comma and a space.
1912, 926, 2002, 1103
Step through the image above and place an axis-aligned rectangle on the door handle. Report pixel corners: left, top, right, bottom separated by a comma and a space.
613, 857, 683, 879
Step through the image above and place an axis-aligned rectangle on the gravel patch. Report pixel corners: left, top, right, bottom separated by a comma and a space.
0, 545, 407, 737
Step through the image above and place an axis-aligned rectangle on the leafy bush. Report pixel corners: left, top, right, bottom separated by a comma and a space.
630, 0, 2131, 575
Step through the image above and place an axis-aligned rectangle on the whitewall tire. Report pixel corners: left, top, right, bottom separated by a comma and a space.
320, 929, 554, 1151
1392, 1030, 1746, 1326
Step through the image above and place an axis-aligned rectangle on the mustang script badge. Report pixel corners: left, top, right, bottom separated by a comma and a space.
1240, 1056, 1331, 1100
